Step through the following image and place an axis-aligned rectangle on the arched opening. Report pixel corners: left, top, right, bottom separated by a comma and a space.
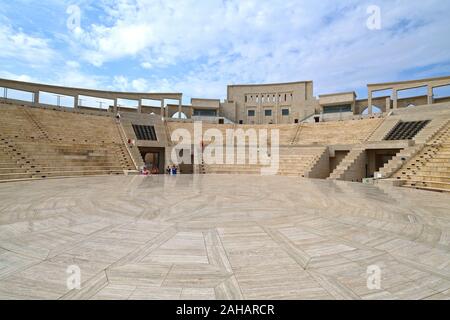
172, 112, 188, 119
362, 105, 382, 115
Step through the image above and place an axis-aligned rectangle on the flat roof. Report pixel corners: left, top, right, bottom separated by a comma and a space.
319, 91, 356, 98
0, 78, 183, 97
368, 75, 450, 87
227, 80, 312, 88
191, 98, 221, 102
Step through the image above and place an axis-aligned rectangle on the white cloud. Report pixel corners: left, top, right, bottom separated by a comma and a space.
66, 60, 80, 69
0, 25, 55, 67
0, 71, 37, 83
141, 62, 153, 69
112, 75, 130, 91
110, 76, 149, 92
61, 0, 450, 99
131, 78, 149, 92
2, 0, 450, 102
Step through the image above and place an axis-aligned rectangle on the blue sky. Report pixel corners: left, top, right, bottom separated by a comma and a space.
1, 0, 450, 104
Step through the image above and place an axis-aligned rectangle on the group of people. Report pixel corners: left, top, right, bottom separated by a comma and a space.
140, 165, 179, 176
166, 165, 179, 175
140, 166, 160, 176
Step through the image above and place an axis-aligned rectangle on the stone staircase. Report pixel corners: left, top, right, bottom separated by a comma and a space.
278, 150, 324, 177
116, 121, 143, 171
374, 119, 449, 179
290, 125, 303, 145
413, 118, 449, 144
21, 107, 50, 140
367, 118, 400, 142
202, 147, 325, 177
328, 146, 366, 181
375, 144, 424, 179
0, 104, 138, 182
304, 147, 330, 179
0, 137, 34, 181
394, 121, 450, 192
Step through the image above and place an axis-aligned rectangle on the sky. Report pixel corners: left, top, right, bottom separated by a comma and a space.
1, 0, 450, 104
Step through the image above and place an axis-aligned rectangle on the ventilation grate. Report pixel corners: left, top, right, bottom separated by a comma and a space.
132, 125, 158, 141
384, 120, 430, 141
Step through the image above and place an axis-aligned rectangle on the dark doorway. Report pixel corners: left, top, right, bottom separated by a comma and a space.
375, 154, 395, 171
138, 147, 165, 173
366, 148, 401, 178
314, 116, 320, 123
218, 118, 224, 124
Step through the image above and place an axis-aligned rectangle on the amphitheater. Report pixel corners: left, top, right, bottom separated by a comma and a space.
0, 76, 449, 300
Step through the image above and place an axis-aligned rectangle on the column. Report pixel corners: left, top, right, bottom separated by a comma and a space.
178, 98, 182, 119
138, 99, 143, 113
161, 99, 165, 118
385, 96, 391, 112
258, 94, 262, 124
427, 86, 434, 105
34, 91, 40, 105
275, 92, 279, 124
367, 90, 373, 115
113, 98, 118, 114
392, 89, 398, 109
165, 100, 169, 118
75, 95, 80, 109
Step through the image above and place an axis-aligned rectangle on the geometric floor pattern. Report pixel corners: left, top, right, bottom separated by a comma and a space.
0, 175, 449, 300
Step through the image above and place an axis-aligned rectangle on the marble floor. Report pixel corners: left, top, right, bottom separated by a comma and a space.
0, 174, 449, 300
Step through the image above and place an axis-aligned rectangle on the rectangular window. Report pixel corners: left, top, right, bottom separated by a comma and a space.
193, 109, 217, 117
323, 104, 352, 114
248, 110, 256, 117
132, 125, 157, 141
265, 109, 272, 116
282, 109, 290, 116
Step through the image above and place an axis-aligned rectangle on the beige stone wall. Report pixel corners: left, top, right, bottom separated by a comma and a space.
307, 148, 331, 179
220, 101, 236, 122
319, 92, 355, 106
343, 151, 367, 182
330, 150, 350, 173
141, 106, 162, 115
120, 112, 167, 149
191, 98, 220, 109
226, 82, 318, 124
